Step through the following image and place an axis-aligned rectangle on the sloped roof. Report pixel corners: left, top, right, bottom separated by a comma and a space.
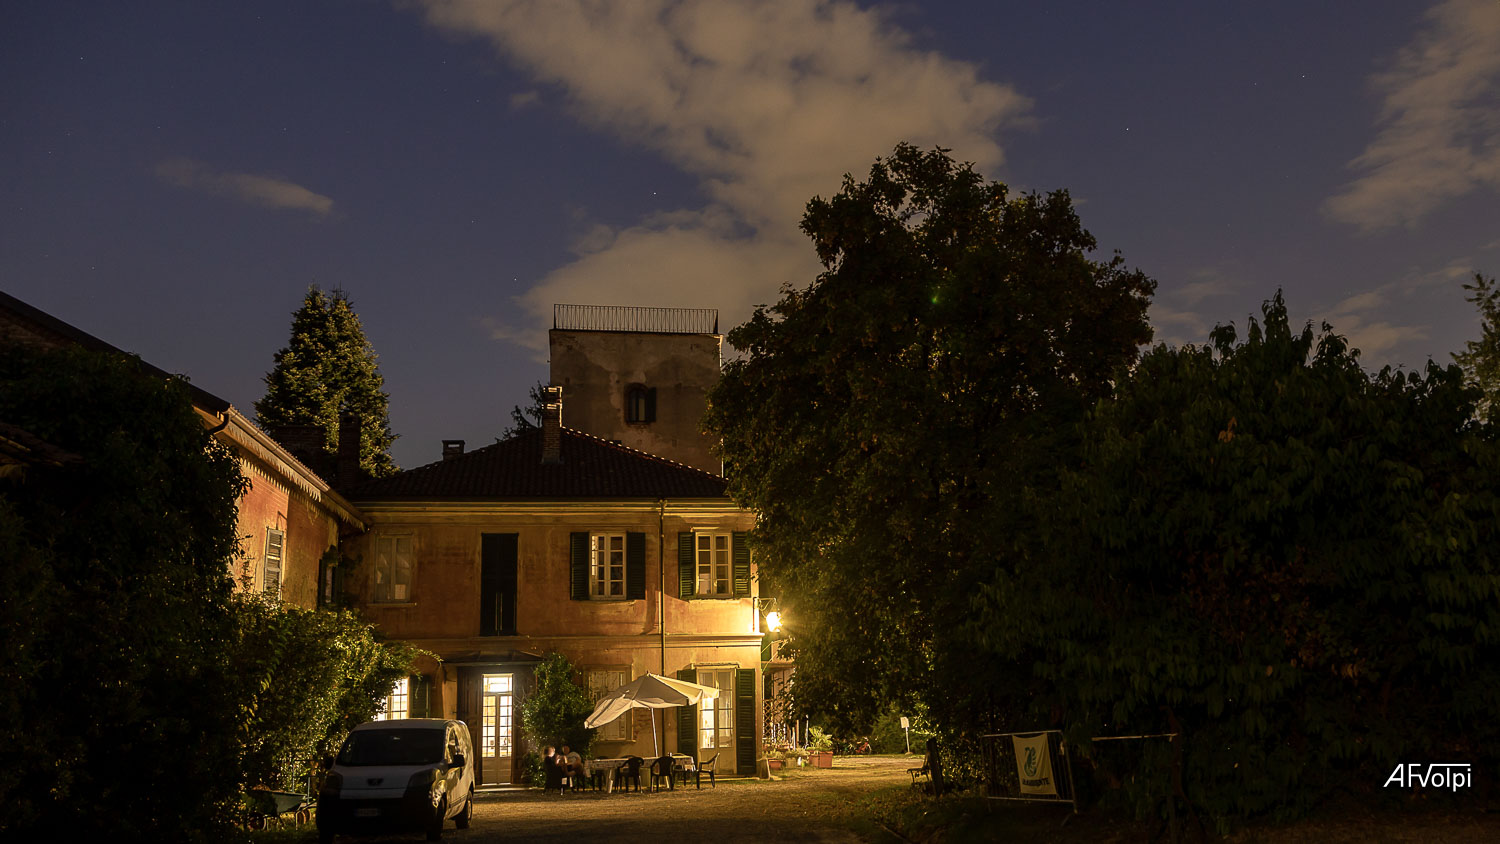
342, 426, 729, 501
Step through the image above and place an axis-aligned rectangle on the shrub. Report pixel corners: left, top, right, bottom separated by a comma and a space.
518, 653, 596, 759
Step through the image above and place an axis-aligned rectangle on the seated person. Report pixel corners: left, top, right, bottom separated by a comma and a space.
543, 746, 566, 791
560, 745, 586, 779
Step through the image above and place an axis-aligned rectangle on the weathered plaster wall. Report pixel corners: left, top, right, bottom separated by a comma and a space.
548, 329, 722, 474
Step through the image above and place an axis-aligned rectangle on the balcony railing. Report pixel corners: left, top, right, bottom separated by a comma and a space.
553, 304, 719, 335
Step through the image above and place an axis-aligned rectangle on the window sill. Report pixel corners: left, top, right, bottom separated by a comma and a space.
370, 600, 417, 607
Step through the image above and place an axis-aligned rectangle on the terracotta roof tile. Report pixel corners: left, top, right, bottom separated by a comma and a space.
342, 427, 728, 500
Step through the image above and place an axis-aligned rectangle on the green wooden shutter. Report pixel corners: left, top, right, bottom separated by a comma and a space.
732, 531, 751, 596
626, 532, 646, 600
481, 534, 519, 634
645, 388, 657, 422
570, 532, 589, 600
678, 532, 695, 598
736, 668, 755, 773
677, 667, 697, 755
480, 535, 500, 635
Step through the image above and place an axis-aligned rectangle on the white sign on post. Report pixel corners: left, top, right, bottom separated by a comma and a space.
900, 716, 911, 753
899, 717, 909, 729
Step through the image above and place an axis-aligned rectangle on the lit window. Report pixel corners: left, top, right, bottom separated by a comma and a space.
374, 535, 413, 603
696, 532, 731, 596
697, 668, 735, 751
587, 669, 630, 741
591, 533, 626, 599
375, 677, 410, 721
264, 528, 285, 597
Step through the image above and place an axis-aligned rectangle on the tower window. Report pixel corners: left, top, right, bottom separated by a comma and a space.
625, 385, 657, 424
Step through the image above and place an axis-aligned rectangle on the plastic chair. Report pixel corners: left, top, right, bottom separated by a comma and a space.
620, 756, 643, 792
649, 755, 674, 792
689, 753, 717, 789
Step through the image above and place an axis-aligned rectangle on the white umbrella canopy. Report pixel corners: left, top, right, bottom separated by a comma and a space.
584, 673, 720, 756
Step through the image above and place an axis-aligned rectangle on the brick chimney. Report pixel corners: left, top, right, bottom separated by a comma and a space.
541, 385, 562, 465
442, 439, 465, 460
337, 414, 363, 486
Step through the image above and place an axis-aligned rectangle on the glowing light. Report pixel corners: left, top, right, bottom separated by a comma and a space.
766, 611, 783, 632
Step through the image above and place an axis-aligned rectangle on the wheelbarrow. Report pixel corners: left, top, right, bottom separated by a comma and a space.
243, 770, 316, 830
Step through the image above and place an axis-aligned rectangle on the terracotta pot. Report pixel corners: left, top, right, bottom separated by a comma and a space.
767, 758, 785, 771
813, 751, 833, 768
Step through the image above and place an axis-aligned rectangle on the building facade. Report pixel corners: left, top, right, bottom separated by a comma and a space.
341, 391, 762, 786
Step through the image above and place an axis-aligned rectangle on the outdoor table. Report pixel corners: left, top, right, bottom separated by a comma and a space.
584, 757, 631, 793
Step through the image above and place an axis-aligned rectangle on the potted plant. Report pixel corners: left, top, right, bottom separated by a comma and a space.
808, 727, 834, 768
764, 748, 787, 772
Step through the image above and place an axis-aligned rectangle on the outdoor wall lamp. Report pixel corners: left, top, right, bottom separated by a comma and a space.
756, 597, 783, 633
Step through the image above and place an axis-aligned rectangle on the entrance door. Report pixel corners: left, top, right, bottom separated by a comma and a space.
696, 668, 735, 773
480, 674, 514, 785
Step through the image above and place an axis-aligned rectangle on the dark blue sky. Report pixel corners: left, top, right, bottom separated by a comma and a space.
4, 1, 1498, 469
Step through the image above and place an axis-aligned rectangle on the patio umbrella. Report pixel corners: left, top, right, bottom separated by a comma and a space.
584, 673, 720, 756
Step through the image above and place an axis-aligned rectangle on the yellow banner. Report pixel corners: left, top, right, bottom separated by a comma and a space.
1012, 734, 1057, 796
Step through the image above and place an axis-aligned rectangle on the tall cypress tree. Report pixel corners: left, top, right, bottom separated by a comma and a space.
256, 286, 398, 478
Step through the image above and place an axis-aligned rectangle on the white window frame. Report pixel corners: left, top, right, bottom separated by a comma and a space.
263, 527, 285, 597
586, 668, 632, 741
696, 667, 735, 753
373, 534, 414, 603
695, 531, 731, 597
590, 533, 627, 600
374, 676, 410, 721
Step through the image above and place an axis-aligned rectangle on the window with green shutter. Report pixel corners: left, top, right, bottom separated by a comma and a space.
677, 667, 697, 755
677, 532, 695, 598
732, 531, 751, 596
735, 668, 755, 773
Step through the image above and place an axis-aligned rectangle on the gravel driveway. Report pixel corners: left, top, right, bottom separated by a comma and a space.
433, 755, 909, 843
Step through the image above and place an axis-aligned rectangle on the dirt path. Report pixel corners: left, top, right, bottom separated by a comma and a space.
451, 755, 911, 843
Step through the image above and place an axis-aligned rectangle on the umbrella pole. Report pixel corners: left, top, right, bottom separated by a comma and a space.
653, 710, 660, 757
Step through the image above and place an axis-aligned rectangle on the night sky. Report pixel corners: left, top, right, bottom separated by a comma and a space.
4, 1, 1498, 470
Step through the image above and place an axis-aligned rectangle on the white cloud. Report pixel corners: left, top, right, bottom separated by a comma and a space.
155, 158, 334, 217
1324, 0, 1500, 231
417, 0, 1031, 353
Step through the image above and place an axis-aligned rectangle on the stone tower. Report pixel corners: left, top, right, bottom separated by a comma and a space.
547, 304, 722, 474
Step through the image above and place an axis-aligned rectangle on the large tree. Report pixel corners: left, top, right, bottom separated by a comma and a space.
990, 294, 1500, 825
257, 286, 398, 477
0, 344, 247, 838
705, 144, 1155, 739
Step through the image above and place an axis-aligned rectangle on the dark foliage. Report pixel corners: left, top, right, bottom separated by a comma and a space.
0, 345, 247, 839
986, 294, 1500, 828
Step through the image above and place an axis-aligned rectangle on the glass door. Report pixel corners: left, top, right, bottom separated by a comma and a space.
696, 668, 735, 773
480, 674, 513, 785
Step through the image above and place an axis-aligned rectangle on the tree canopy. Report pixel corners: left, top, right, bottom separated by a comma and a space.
705, 143, 1155, 737
256, 286, 398, 477
987, 294, 1500, 825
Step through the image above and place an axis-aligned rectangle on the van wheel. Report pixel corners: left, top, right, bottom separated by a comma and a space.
427, 798, 445, 840
455, 787, 473, 829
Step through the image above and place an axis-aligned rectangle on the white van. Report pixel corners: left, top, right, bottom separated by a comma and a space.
317, 718, 475, 843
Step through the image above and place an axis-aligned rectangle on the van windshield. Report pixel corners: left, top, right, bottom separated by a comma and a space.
337, 729, 445, 767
